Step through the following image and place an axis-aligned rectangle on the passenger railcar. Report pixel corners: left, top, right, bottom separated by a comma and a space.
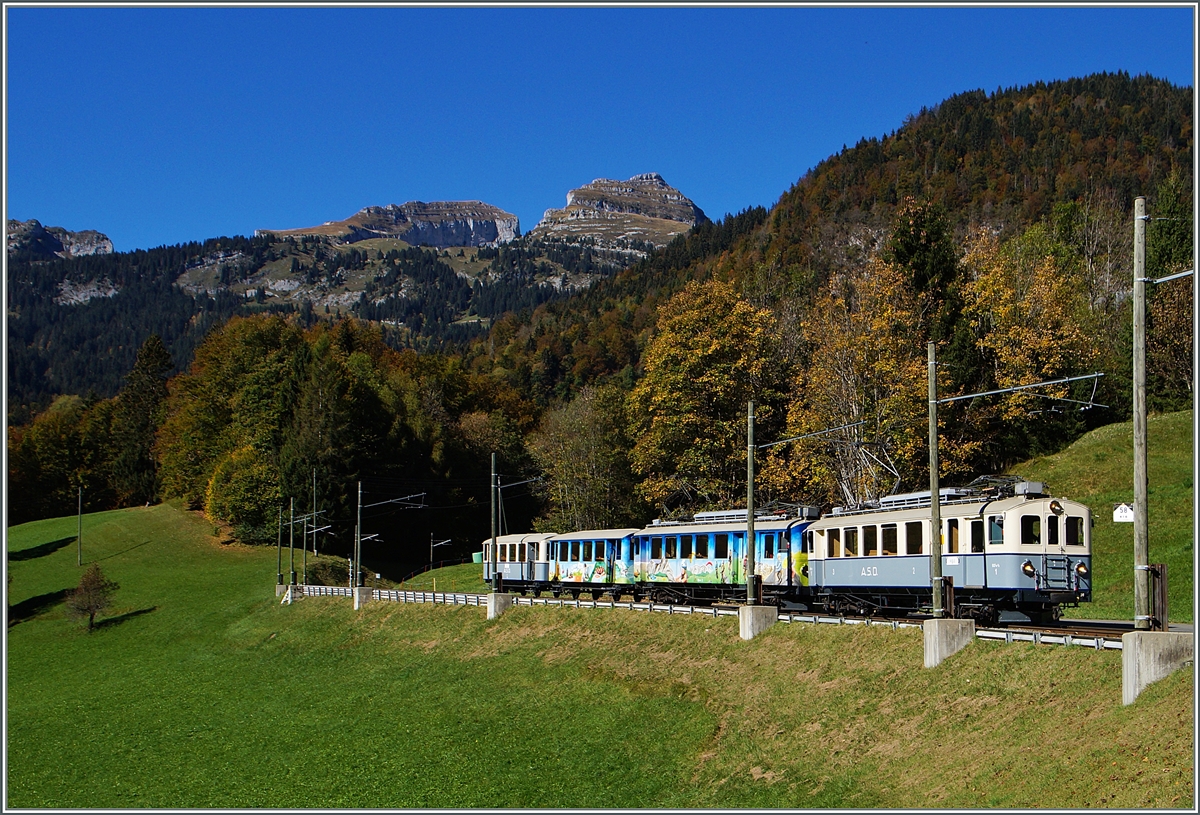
803, 482, 1091, 624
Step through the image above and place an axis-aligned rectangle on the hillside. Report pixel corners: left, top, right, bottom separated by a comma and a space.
5, 489, 1193, 808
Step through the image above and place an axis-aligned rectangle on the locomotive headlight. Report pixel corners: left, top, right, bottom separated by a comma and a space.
1075, 562, 1089, 578
1049, 500, 1064, 516
1021, 560, 1037, 578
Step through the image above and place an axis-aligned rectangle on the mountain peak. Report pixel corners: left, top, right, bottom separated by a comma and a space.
530, 173, 707, 250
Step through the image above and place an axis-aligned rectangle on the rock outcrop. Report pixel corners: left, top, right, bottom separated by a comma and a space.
259, 201, 519, 249
527, 173, 707, 250
7, 219, 114, 258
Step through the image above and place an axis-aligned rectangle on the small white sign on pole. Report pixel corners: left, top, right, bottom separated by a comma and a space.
1113, 502, 1135, 523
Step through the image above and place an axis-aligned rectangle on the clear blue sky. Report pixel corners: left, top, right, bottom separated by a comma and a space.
4, 4, 1195, 252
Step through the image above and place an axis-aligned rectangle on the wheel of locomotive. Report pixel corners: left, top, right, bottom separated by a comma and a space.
570, 589, 581, 600
591, 590, 603, 601
551, 587, 561, 598
532, 588, 542, 598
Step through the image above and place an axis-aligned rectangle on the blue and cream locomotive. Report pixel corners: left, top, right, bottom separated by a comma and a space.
482, 480, 1092, 623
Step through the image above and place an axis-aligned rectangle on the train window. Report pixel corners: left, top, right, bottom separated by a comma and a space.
763, 533, 775, 559
665, 536, 677, 559
862, 526, 878, 557
1021, 515, 1041, 545
947, 519, 959, 554
905, 522, 923, 555
844, 528, 858, 557
597, 541, 608, 559
649, 536, 661, 559
1066, 517, 1084, 546
715, 534, 729, 559
1046, 516, 1059, 547
881, 524, 897, 556
988, 516, 1004, 546
582, 540, 592, 561
828, 529, 840, 558
971, 520, 984, 553
570, 541, 580, 561
804, 530, 814, 554
695, 535, 708, 558
680, 535, 693, 559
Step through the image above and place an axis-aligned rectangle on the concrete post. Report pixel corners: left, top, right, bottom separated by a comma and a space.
1122, 631, 1194, 705
276, 583, 288, 597
352, 586, 372, 610
738, 605, 777, 640
923, 618, 974, 668
487, 592, 514, 620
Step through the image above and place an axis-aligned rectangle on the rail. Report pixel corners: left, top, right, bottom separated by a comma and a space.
335, 589, 1126, 650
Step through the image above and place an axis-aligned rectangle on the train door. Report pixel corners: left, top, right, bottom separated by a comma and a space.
941, 519, 967, 589
963, 519, 986, 588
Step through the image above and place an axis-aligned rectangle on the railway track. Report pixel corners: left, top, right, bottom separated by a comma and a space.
352, 586, 1170, 652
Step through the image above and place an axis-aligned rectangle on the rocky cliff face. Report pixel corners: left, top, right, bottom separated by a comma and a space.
7, 219, 114, 258
259, 201, 520, 249
527, 173, 707, 251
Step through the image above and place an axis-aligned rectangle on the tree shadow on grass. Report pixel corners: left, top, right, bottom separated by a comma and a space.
92, 540, 151, 562
7, 537, 76, 562
7, 588, 72, 627
93, 606, 157, 630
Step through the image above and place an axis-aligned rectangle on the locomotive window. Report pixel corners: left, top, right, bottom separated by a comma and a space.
571, 541, 581, 561
988, 516, 1004, 546
1066, 517, 1084, 546
828, 529, 840, 558
1021, 515, 1041, 545
715, 534, 729, 559
844, 528, 858, 557
763, 533, 775, 559
664, 536, 677, 559
905, 522, 923, 555
1046, 516, 1059, 547
881, 524, 897, 556
695, 535, 709, 558
583, 540, 593, 561
597, 540, 608, 559
862, 526, 878, 557
680, 535, 693, 559
947, 519, 959, 554
971, 520, 984, 553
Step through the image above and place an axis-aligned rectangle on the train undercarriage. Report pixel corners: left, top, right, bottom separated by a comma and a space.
498, 579, 1077, 626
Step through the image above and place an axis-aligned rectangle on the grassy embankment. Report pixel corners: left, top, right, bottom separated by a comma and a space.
5, 413, 1193, 808
1017, 409, 1193, 623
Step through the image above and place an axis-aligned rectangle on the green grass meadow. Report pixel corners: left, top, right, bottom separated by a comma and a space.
4, 414, 1195, 808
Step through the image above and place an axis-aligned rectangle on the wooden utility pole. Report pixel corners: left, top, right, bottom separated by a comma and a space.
928, 342, 943, 618
1132, 196, 1150, 630
355, 481, 363, 588
746, 401, 757, 604
289, 498, 296, 585
276, 506, 283, 585
490, 453, 499, 591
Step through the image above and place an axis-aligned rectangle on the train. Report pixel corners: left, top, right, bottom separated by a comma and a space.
481, 479, 1092, 625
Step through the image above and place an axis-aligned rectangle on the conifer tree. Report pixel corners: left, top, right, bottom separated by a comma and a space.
65, 563, 119, 631
111, 335, 173, 506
